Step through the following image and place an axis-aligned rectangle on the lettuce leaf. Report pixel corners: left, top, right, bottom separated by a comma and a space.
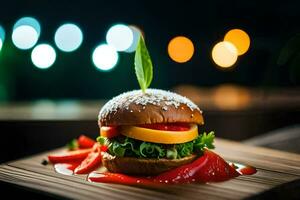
97, 131, 215, 159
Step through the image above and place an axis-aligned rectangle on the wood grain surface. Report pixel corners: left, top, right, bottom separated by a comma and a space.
0, 138, 300, 200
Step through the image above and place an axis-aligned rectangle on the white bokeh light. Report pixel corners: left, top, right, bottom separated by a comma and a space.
106, 24, 133, 51
125, 25, 141, 53
31, 44, 56, 69
12, 26, 39, 49
12, 17, 40, 50
92, 44, 118, 71
54, 23, 83, 52
0, 40, 2, 51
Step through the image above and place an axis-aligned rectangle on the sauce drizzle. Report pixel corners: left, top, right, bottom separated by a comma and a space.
53, 150, 256, 185
87, 150, 256, 185
54, 162, 81, 175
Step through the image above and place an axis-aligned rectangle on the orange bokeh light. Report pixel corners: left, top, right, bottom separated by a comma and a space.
224, 29, 250, 55
213, 84, 250, 110
168, 36, 194, 63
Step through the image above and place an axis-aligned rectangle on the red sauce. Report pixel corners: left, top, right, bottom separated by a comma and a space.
231, 163, 257, 175
239, 166, 257, 175
88, 171, 153, 185
87, 150, 256, 185
53, 150, 256, 185
54, 162, 81, 175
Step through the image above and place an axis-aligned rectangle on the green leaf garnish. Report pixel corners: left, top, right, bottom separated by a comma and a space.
67, 139, 78, 150
134, 36, 153, 93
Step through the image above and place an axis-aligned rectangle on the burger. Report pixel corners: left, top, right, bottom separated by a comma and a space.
97, 88, 214, 175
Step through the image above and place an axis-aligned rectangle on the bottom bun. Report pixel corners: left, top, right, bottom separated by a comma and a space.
102, 152, 198, 175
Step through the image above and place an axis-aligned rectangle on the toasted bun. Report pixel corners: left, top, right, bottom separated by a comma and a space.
102, 152, 197, 175
98, 89, 204, 127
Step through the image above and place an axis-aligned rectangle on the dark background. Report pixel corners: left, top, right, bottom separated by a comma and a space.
0, 1, 300, 198
0, 0, 299, 102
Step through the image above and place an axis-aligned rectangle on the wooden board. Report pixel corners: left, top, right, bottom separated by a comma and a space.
0, 138, 300, 200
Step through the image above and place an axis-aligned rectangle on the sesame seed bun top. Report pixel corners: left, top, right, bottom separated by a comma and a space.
98, 89, 204, 127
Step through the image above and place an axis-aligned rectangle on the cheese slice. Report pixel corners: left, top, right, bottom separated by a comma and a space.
120, 124, 198, 144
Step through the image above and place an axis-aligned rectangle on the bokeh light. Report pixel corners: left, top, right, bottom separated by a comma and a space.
92, 44, 118, 71
106, 24, 133, 51
0, 25, 5, 51
125, 25, 142, 53
168, 36, 194, 63
54, 23, 83, 52
13, 17, 41, 34
31, 100, 81, 119
213, 84, 250, 110
12, 17, 40, 50
212, 41, 238, 68
31, 44, 56, 69
224, 29, 250, 55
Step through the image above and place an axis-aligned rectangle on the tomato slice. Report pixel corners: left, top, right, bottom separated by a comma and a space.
139, 123, 191, 131
78, 135, 96, 148
74, 150, 102, 174
48, 148, 92, 163
100, 145, 108, 152
100, 126, 119, 138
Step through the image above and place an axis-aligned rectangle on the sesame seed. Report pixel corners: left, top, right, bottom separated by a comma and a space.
162, 106, 168, 111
